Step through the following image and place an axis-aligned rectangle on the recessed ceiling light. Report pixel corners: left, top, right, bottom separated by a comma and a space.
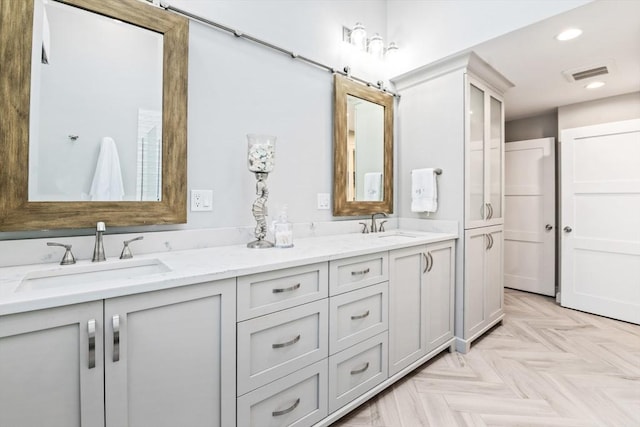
556, 28, 583, 41
585, 81, 605, 89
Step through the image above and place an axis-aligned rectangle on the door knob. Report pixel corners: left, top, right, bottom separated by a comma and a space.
545, 224, 553, 231
563, 226, 572, 233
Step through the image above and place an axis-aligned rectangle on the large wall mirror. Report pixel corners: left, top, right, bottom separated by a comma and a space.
333, 75, 394, 216
0, 0, 188, 231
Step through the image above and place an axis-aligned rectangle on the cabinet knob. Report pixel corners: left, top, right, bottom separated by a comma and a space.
563, 226, 572, 233
545, 224, 553, 231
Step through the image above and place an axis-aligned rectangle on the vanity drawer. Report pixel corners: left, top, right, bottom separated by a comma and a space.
237, 263, 328, 321
237, 300, 328, 395
329, 252, 388, 295
329, 332, 388, 413
237, 360, 328, 427
329, 282, 388, 354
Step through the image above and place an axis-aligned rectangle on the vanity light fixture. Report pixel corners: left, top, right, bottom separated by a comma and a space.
385, 41, 399, 59
368, 33, 384, 59
343, 23, 399, 60
350, 22, 367, 51
585, 81, 605, 89
556, 28, 583, 41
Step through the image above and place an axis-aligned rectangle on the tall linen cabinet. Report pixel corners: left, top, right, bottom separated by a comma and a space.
392, 52, 513, 353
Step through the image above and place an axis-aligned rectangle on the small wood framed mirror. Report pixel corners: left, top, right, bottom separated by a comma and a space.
333, 74, 394, 216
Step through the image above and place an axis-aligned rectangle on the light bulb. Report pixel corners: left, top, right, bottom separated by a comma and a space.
368, 33, 384, 59
556, 28, 582, 41
585, 81, 605, 89
385, 41, 398, 60
350, 22, 367, 51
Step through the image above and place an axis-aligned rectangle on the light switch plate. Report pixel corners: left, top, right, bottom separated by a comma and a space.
317, 193, 330, 210
191, 190, 213, 211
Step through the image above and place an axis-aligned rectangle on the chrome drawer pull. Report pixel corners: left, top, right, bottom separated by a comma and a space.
351, 310, 370, 320
272, 283, 301, 294
351, 267, 370, 276
272, 334, 301, 349
88, 319, 96, 369
423, 253, 429, 273
112, 315, 120, 362
272, 397, 300, 417
350, 362, 370, 375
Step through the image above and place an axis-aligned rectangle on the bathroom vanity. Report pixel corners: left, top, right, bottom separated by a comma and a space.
0, 230, 456, 427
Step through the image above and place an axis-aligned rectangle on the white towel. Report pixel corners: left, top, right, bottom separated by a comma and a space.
89, 137, 125, 201
364, 172, 383, 201
411, 168, 438, 213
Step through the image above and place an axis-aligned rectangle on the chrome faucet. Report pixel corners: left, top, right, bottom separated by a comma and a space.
47, 242, 76, 265
120, 236, 144, 259
370, 212, 388, 233
92, 222, 106, 262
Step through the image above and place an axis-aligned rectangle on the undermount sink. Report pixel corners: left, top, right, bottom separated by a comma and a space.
17, 258, 171, 292
375, 231, 422, 239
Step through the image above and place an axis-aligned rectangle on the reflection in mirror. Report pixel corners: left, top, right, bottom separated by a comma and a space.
333, 75, 393, 216
28, 0, 163, 202
136, 109, 162, 201
347, 95, 384, 202
0, 0, 188, 231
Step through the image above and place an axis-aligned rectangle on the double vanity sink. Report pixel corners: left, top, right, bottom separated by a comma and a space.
0, 227, 459, 427
0, 229, 456, 316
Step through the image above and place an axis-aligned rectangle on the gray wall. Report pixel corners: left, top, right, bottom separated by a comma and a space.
558, 92, 640, 133
506, 112, 558, 143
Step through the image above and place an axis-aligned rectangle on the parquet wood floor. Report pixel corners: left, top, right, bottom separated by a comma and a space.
331, 289, 640, 427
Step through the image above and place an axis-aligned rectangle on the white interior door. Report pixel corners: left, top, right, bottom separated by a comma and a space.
504, 138, 556, 296
560, 119, 640, 324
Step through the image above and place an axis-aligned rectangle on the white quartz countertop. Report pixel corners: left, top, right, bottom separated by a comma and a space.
0, 230, 457, 316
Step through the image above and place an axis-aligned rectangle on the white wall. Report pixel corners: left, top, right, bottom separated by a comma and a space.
2, 0, 599, 240
179, 0, 387, 231
558, 92, 640, 133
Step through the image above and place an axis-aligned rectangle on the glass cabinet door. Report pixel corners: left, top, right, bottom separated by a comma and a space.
468, 83, 485, 222
488, 95, 503, 220
466, 77, 505, 228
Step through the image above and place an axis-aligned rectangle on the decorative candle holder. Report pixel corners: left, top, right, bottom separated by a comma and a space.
247, 134, 276, 248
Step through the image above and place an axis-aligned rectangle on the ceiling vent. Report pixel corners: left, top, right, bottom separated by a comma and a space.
571, 66, 609, 81
562, 60, 615, 83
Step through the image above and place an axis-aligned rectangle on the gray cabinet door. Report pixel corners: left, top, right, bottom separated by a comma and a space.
464, 225, 504, 339
104, 279, 236, 427
388, 246, 427, 376
425, 241, 456, 353
0, 301, 104, 427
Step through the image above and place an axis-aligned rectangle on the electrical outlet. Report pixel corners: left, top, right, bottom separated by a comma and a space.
191, 190, 213, 211
317, 193, 330, 210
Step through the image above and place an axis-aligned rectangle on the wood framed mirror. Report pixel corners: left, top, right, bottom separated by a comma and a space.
0, 0, 188, 231
333, 74, 394, 216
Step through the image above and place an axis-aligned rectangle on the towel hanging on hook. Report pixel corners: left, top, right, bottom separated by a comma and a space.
411, 168, 440, 213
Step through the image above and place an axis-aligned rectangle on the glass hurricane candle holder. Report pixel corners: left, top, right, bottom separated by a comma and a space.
247, 134, 276, 248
